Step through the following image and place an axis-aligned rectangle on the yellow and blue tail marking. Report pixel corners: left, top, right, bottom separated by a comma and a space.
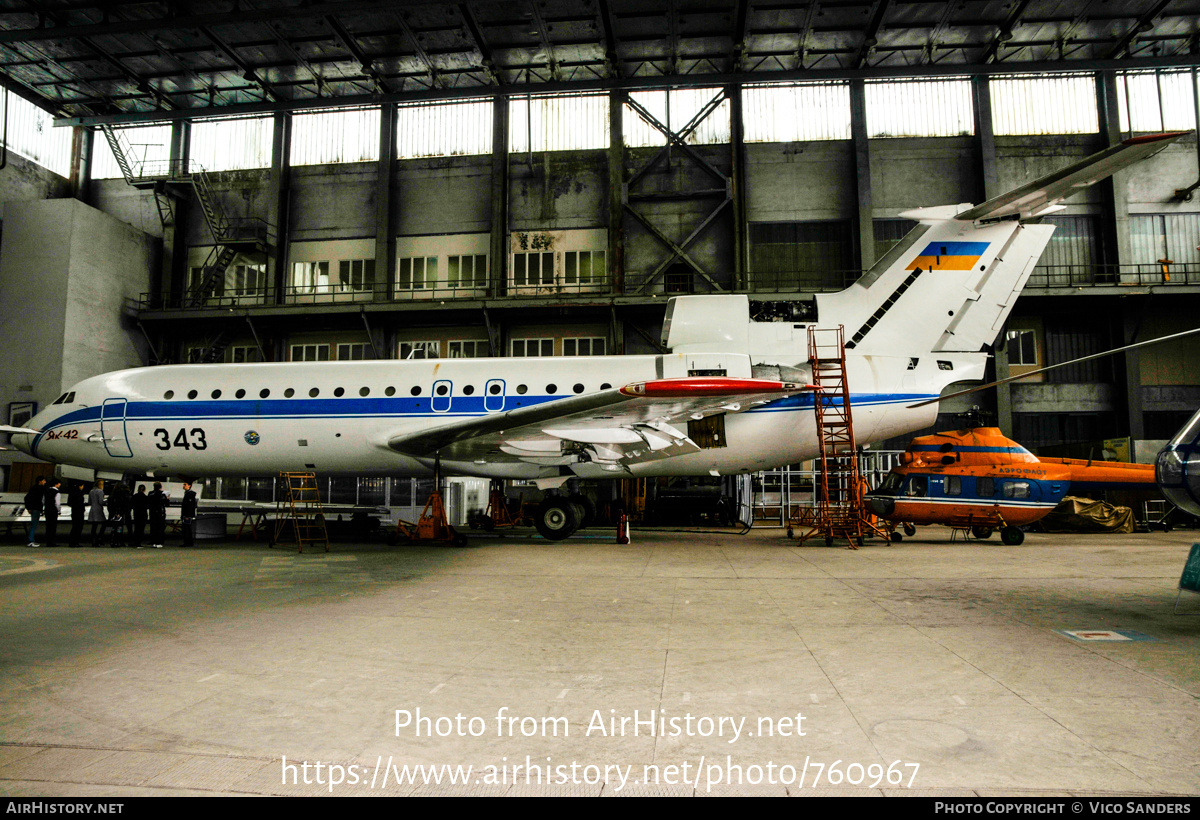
907, 241, 989, 271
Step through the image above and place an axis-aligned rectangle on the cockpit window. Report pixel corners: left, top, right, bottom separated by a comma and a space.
52, 393, 70, 405
878, 473, 904, 493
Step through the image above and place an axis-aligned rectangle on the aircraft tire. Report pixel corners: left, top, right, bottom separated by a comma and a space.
890, 532, 903, 542
451, 531, 468, 548
903, 523, 917, 537
568, 493, 597, 529
535, 498, 580, 541
971, 526, 994, 540
1000, 526, 1024, 546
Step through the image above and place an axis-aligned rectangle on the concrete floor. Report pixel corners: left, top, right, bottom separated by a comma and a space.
0, 526, 1198, 797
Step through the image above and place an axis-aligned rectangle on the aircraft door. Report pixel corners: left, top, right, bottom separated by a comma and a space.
484, 379, 506, 413
432, 380, 453, 413
100, 398, 134, 458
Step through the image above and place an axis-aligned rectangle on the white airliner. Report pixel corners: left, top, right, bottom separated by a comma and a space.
6, 131, 1186, 539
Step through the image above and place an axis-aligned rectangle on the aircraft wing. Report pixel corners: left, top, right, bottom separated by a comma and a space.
386, 376, 813, 471
956, 130, 1189, 222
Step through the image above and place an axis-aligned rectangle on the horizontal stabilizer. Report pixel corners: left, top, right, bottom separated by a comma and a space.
956, 131, 1189, 222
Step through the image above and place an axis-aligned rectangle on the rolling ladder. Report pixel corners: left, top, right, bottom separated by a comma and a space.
272, 472, 330, 553
794, 326, 890, 548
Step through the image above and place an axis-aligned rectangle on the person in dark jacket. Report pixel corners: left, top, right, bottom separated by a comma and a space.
67, 482, 86, 548
88, 479, 107, 548
43, 478, 61, 547
130, 484, 149, 548
180, 482, 198, 547
24, 476, 46, 548
148, 482, 168, 549
106, 482, 128, 547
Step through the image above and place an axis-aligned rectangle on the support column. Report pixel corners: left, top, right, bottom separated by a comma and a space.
849, 79, 874, 273
974, 75, 1011, 429
728, 83, 748, 290
164, 121, 191, 300
972, 76, 1000, 200
994, 338, 1013, 437
1122, 301, 1146, 442
376, 103, 397, 328
70, 126, 91, 203
1096, 72, 1133, 272
490, 94, 510, 308
608, 91, 625, 295
1097, 72, 1142, 440
269, 112, 291, 311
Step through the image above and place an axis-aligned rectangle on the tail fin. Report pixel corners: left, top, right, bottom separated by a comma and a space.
817, 131, 1189, 357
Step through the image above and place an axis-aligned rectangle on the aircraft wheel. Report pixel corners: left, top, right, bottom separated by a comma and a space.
824, 536, 834, 547
482, 515, 495, 532
535, 498, 580, 541
903, 523, 917, 537
890, 532, 903, 543
1000, 526, 1025, 546
385, 531, 398, 546
568, 493, 596, 529
451, 532, 468, 548
786, 526, 794, 539
971, 526, 994, 540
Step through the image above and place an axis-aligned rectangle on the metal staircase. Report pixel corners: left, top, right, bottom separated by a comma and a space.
793, 326, 890, 548
272, 472, 330, 553
100, 125, 275, 308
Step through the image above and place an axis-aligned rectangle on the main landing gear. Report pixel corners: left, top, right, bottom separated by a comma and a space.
535, 493, 596, 541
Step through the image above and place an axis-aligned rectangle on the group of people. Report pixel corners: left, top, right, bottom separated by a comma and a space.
23, 477, 198, 549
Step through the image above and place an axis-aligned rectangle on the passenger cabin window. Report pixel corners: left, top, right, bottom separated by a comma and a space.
944, 475, 962, 496
1002, 480, 1032, 499
977, 477, 995, 496
904, 476, 927, 497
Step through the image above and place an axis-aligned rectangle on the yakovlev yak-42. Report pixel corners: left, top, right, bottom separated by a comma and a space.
6, 132, 1189, 540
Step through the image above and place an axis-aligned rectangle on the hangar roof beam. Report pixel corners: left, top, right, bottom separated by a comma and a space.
1106, 0, 1176, 60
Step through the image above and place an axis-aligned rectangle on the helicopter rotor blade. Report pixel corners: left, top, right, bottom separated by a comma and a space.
908, 326, 1200, 409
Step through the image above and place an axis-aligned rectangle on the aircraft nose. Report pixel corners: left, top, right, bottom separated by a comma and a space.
866, 495, 894, 517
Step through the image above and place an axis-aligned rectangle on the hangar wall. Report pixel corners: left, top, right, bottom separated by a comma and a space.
0, 199, 156, 485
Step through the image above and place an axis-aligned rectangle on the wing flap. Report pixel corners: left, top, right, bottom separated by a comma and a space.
386, 376, 812, 470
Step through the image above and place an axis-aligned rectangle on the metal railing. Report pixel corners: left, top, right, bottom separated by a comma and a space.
1026, 263, 1200, 288
130, 263, 1200, 313
753, 452, 904, 526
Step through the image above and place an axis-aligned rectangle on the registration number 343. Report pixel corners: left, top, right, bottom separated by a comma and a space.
153, 428, 208, 450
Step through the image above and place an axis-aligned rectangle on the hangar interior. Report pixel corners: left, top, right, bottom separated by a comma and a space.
1, 0, 1199, 524
1, 0, 1200, 800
